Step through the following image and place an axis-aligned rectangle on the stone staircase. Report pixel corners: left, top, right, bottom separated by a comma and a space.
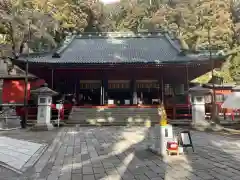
66, 107, 160, 126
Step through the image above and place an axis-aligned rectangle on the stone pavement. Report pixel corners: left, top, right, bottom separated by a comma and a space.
0, 128, 61, 179
1, 127, 240, 180
0, 136, 46, 171
0, 165, 19, 179
0, 128, 60, 144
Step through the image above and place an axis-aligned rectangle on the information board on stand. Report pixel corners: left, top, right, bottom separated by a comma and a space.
178, 131, 194, 152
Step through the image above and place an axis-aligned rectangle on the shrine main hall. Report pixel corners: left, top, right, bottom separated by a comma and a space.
12, 32, 226, 106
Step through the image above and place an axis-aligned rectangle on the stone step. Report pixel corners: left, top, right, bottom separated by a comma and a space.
70, 112, 159, 114
69, 113, 159, 117
66, 118, 159, 125
68, 115, 159, 119
68, 117, 159, 121
69, 111, 158, 114
69, 113, 159, 116
71, 108, 158, 110
66, 107, 159, 126
68, 111, 158, 115
64, 121, 158, 127
65, 119, 159, 126
67, 118, 159, 121
70, 108, 158, 112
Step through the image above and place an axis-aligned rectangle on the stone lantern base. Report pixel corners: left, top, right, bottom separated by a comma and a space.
191, 120, 210, 131
191, 120, 224, 131
31, 122, 54, 131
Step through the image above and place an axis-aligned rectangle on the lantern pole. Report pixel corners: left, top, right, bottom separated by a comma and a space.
22, 21, 31, 128
161, 77, 164, 104
186, 63, 191, 116
208, 27, 217, 123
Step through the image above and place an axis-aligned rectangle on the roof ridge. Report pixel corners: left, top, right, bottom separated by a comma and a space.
164, 33, 182, 53
52, 35, 76, 58
76, 31, 165, 39
18, 52, 52, 58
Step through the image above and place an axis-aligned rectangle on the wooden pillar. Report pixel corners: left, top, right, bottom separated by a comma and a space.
75, 77, 79, 95
101, 80, 104, 105
101, 77, 108, 105
131, 79, 137, 105
186, 63, 191, 119
161, 78, 164, 104
51, 69, 54, 89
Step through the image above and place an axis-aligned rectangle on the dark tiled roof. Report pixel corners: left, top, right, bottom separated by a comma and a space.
31, 83, 58, 95
0, 60, 36, 79
203, 83, 235, 89
0, 75, 36, 79
16, 32, 226, 64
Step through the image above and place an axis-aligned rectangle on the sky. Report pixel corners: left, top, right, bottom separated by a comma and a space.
99, 0, 120, 4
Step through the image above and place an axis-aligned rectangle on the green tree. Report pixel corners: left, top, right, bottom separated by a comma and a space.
0, 0, 57, 56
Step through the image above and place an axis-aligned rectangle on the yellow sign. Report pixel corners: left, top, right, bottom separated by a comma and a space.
160, 119, 167, 126
158, 105, 168, 126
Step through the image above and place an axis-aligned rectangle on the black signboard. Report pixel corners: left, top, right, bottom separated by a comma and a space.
108, 82, 130, 89
178, 131, 194, 152
80, 83, 101, 89
136, 82, 160, 89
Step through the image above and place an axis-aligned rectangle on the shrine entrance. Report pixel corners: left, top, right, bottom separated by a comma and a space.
136, 80, 161, 105
78, 80, 101, 105
107, 80, 131, 105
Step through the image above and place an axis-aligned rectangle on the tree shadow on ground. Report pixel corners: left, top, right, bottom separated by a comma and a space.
10, 126, 240, 180
61, 126, 167, 180
167, 128, 240, 180
186, 130, 240, 180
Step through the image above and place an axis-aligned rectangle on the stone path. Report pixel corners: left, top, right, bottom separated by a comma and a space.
0, 165, 19, 179
0, 136, 46, 170
0, 128, 60, 145
0, 128, 60, 179
1, 127, 240, 180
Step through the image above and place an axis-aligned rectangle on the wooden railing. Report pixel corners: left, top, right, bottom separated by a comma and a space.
16, 105, 72, 126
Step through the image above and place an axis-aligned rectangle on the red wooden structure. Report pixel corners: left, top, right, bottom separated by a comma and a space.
203, 83, 237, 121
2, 32, 227, 122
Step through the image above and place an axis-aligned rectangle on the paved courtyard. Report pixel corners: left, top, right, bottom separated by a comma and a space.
0, 136, 46, 170
1, 127, 240, 180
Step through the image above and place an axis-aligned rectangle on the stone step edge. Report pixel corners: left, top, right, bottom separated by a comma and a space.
63, 124, 158, 127
0, 127, 21, 131
21, 144, 48, 172
64, 122, 160, 126
0, 161, 23, 175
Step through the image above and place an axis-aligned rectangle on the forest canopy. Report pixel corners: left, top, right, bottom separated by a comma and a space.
1, 0, 240, 83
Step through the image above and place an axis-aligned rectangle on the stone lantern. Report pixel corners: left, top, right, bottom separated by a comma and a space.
31, 83, 58, 131
189, 85, 212, 128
